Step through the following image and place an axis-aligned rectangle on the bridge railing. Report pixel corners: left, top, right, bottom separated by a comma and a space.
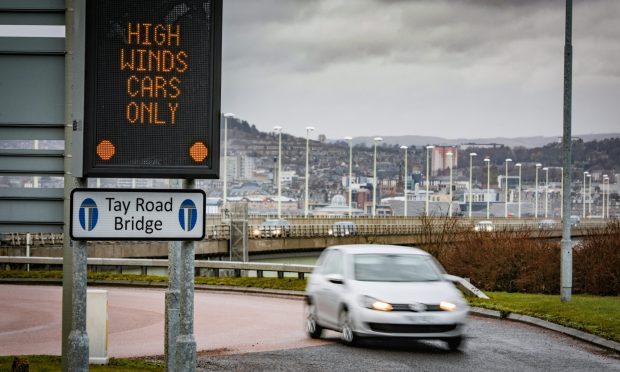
0, 219, 611, 246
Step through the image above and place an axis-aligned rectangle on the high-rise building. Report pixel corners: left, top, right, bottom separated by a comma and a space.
431, 146, 458, 176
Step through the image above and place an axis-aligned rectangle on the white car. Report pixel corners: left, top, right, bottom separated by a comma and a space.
328, 221, 357, 237
252, 219, 291, 238
474, 220, 494, 232
304, 245, 469, 351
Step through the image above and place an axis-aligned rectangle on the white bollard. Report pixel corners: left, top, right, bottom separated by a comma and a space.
87, 289, 109, 364
25, 233, 31, 272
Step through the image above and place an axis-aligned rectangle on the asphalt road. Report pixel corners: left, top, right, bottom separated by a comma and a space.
1, 285, 618, 371
198, 317, 620, 372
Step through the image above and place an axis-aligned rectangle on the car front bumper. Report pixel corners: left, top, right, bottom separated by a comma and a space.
352, 306, 468, 339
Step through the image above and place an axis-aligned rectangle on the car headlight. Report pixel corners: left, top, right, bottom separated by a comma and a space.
359, 296, 393, 311
439, 301, 457, 312
253, 229, 260, 236
474, 226, 480, 231
328, 229, 333, 235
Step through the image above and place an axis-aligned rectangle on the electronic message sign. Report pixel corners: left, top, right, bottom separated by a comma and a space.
81, 0, 222, 178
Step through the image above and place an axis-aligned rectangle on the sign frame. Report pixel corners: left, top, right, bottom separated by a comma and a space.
80, 0, 222, 179
70, 188, 206, 241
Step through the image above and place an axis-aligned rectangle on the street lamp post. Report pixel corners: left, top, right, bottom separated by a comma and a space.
606, 176, 611, 218
484, 157, 490, 219
602, 175, 608, 218
557, 167, 564, 218
304, 126, 315, 217
605, 176, 610, 218
468, 152, 477, 218
583, 171, 588, 218
345, 136, 353, 216
401, 146, 409, 217
587, 173, 592, 218
273, 126, 283, 219
505, 158, 512, 218
515, 163, 522, 218
373, 137, 383, 217
535, 163, 542, 218
561, 0, 574, 303
447, 152, 453, 217
223, 113, 235, 208
543, 167, 549, 218
427, 146, 436, 216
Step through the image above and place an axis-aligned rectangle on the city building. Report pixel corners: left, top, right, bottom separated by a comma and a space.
430, 146, 458, 176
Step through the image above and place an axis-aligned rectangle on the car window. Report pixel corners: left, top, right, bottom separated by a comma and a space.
315, 250, 332, 270
353, 254, 442, 282
320, 250, 344, 276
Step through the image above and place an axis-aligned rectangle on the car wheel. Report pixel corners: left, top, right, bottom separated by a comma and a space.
339, 309, 358, 346
305, 302, 323, 339
446, 336, 464, 351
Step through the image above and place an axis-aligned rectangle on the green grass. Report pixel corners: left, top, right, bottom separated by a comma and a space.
469, 292, 620, 343
0, 355, 164, 371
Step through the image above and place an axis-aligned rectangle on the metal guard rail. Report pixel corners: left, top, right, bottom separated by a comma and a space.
0, 256, 315, 279
0, 256, 489, 298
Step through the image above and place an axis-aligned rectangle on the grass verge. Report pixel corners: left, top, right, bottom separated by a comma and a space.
469, 292, 620, 343
0, 355, 163, 371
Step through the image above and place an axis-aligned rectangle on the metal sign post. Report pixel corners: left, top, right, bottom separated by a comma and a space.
66, 1, 89, 369
165, 181, 181, 372
176, 179, 197, 371
66, 1, 222, 370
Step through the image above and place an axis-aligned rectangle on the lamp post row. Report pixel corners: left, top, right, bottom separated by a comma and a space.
223, 126, 607, 220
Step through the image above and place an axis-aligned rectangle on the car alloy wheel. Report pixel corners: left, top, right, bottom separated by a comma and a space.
305, 302, 323, 339
339, 309, 357, 345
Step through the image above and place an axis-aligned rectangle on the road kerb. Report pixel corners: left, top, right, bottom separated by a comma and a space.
470, 307, 620, 353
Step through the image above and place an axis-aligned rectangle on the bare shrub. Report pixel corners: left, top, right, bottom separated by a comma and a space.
416, 218, 618, 295
573, 221, 620, 296
421, 223, 560, 294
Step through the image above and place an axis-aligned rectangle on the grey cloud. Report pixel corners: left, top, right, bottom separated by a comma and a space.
222, 0, 620, 79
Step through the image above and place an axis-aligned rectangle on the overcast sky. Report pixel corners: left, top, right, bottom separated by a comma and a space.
221, 0, 620, 140
1, 1, 618, 141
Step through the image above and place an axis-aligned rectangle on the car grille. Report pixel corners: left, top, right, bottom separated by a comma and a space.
368, 323, 457, 334
391, 304, 443, 312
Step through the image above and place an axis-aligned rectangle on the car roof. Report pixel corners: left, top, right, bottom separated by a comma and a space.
324, 244, 429, 256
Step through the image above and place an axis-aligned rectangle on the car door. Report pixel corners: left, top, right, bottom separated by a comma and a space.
320, 250, 346, 327
311, 250, 333, 324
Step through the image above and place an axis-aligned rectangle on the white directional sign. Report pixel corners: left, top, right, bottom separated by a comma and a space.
70, 189, 205, 240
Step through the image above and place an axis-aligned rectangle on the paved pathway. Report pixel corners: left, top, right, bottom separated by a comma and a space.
0, 285, 328, 357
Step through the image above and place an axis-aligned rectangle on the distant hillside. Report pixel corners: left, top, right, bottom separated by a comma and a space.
345, 133, 620, 149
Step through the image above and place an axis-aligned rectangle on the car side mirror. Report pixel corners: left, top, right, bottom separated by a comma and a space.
326, 273, 345, 285
443, 274, 460, 283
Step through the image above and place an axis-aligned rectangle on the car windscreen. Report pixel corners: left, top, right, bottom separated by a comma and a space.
353, 254, 443, 282
262, 220, 286, 226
